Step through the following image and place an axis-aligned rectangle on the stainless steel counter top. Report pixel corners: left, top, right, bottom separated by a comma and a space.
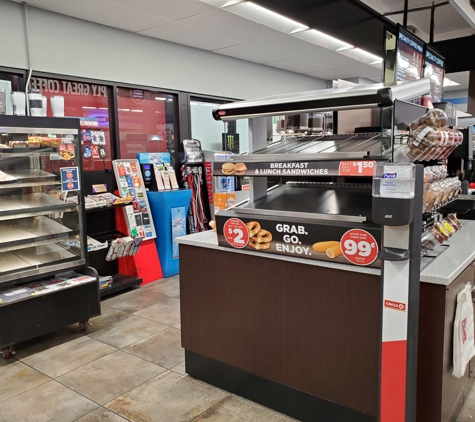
177, 219, 475, 286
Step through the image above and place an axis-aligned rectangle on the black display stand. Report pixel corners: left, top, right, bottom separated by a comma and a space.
83, 171, 142, 298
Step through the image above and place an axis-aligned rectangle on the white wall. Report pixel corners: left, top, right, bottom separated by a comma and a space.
0, 0, 327, 100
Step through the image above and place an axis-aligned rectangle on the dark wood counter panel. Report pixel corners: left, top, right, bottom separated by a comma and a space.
180, 244, 474, 422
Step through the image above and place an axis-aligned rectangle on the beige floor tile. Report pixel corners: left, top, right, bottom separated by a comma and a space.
456, 381, 475, 421
75, 407, 128, 421
57, 350, 166, 405
0, 380, 98, 422
21, 336, 116, 378
192, 395, 296, 421
69, 305, 129, 335
170, 360, 187, 376
123, 327, 184, 369
88, 314, 168, 349
103, 287, 168, 314
146, 276, 180, 298
0, 361, 50, 403
14, 330, 82, 360
174, 323, 181, 330
133, 295, 181, 326
106, 371, 227, 422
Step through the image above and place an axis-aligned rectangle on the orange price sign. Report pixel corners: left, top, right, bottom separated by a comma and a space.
339, 160, 376, 177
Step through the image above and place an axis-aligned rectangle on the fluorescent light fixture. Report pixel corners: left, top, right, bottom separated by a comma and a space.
450, 0, 475, 28
291, 29, 353, 52
443, 77, 461, 87
224, 1, 309, 34
131, 109, 143, 112
155, 97, 166, 101
119, 108, 130, 112
339, 48, 383, 68
99, 107, 109, 110
166, 99, 173, 102
82, 106, 97, 109
199, 0, 243, 7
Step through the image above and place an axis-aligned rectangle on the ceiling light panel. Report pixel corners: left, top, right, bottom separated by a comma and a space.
224, 2, 309, 34
291, 29, 353, 52
338, 48, 383, 68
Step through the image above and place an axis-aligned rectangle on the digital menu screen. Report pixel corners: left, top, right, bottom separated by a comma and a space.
424, 46, 445, 103
395, 27, 424, 83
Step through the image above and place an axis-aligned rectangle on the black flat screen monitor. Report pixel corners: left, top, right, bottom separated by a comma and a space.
423, 46, 445, 103
395, 26, 424, 83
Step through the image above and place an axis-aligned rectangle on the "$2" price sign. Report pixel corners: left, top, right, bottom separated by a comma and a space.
340, 229, 378, 266
223, 218, 249, 249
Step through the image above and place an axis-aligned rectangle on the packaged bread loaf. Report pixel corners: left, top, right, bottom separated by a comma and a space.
409, 109, 448, 131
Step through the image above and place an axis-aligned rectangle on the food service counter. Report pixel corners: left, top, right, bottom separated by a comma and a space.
177, 221, 475, 422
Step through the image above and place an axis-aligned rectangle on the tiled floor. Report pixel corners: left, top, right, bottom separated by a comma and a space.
0, 276, 295, 422
0, 275, 473, 421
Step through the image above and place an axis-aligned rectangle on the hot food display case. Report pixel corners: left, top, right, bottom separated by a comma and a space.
177, 79, 475, 422
0, 116, 100, 358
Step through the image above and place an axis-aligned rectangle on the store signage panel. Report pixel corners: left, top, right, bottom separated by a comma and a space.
215, 213, 381, 268
60, 167, 80, 192
424, 46, 445, 103
214, 160, 376, 177
395, 27, 424, 83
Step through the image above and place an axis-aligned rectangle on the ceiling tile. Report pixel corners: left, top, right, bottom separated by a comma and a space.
265, 56, 329, 74
103, 0, 215, 20
214, 43, 291, 63
179, 9, 282, 43
251, 35, 330, 58
139, 22, 239, 50
31, 0, 169, 32
307, 65, 383, 80
313, 52, 365, 69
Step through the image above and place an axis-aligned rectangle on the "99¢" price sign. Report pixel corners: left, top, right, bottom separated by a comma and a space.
340, 229, 378, 266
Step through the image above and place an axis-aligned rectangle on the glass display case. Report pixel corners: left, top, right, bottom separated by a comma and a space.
0, 116, 99, 359
0, 116, 87, 288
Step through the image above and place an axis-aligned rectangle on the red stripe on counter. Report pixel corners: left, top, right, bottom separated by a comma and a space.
380, 340, 407, 422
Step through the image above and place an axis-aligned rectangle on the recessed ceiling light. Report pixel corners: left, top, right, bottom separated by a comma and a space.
339, 48, 383, 68
155, 97, 166, 101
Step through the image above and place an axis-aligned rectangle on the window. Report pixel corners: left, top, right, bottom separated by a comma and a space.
30, 76, 112, 171
117, 88, 176, 165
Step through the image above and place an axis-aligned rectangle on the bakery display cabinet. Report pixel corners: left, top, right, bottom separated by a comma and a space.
0, 116, 100, 358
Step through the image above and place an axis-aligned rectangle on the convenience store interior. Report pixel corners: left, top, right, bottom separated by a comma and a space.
2, 0, 475, 421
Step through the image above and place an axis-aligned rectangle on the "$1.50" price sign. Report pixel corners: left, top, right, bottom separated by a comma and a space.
339, 160, 376, 177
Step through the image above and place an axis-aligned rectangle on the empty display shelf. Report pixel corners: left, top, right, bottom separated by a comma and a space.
0, 216, 77, 253
0, 193, 77, 220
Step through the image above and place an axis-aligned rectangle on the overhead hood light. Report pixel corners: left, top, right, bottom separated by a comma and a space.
223, 1, 309, 34
291, 29, 354, 52
339, 48, 383, 68
443, 77, 461, 87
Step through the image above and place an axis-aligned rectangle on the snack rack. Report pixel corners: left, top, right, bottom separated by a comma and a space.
208, 78, 466, 422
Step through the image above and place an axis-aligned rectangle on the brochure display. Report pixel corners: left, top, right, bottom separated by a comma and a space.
112, 159, 156, 240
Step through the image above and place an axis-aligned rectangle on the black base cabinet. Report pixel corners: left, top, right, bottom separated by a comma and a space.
0, 268, 100, 354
